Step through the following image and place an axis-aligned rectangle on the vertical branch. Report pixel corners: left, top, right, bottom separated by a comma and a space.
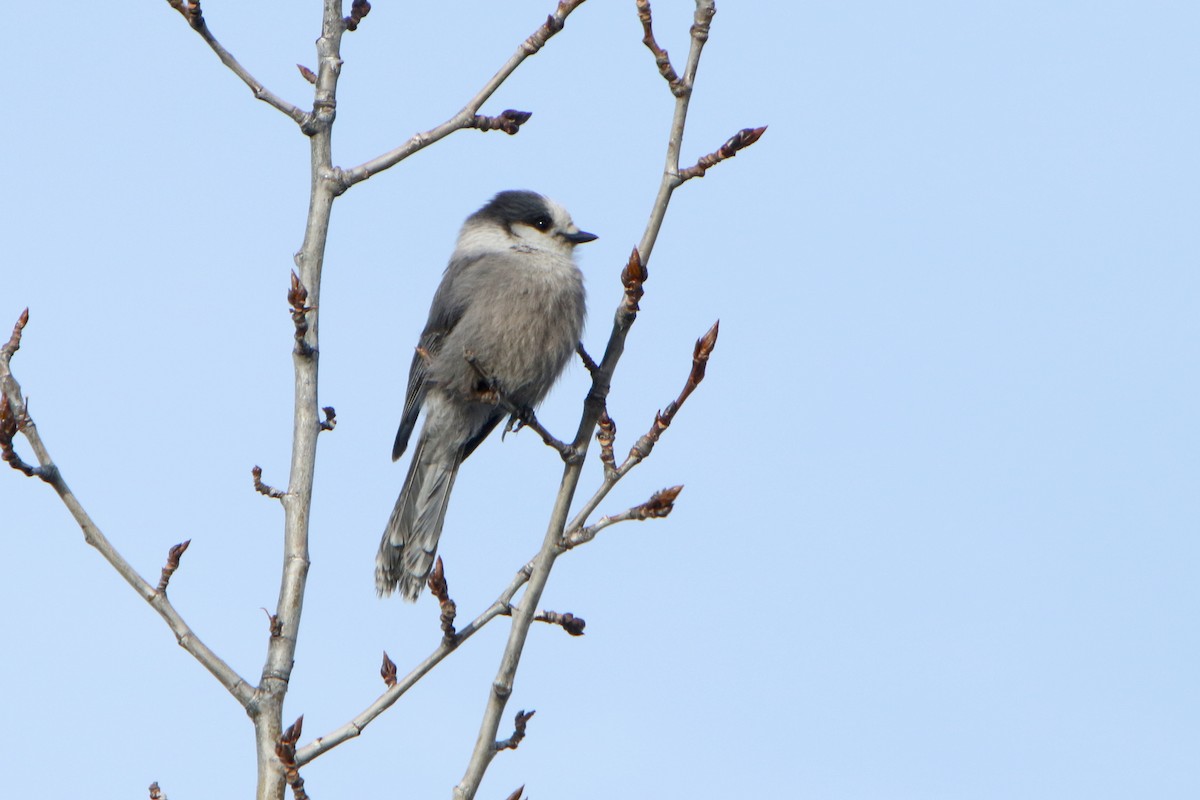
452, 3, 717, 798
638, 0, 714, 264
250, 4, 346, 800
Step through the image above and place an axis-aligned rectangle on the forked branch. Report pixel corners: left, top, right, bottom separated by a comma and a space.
335, 0, 589, 189
452, 3, 742, 799
0, 311, 255, 709
164, 0, 311, 127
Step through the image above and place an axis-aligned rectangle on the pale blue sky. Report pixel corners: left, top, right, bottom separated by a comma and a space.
4, 2, 1198, 798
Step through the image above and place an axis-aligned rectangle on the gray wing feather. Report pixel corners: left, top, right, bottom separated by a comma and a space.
391, 254, 485, 461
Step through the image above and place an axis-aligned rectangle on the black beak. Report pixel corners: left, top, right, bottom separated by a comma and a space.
563, 229, 598, 245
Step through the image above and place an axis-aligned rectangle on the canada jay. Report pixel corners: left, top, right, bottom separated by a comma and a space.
376, 190, 597, 600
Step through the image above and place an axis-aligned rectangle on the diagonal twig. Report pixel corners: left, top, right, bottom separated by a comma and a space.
163, 0, 311, 127
0, 319, 254, 708
334, 0, 589, 189
679, 126, 768, 182
453, 4, 725, 799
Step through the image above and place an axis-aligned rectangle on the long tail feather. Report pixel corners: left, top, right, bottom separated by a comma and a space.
375, 433, 462, 600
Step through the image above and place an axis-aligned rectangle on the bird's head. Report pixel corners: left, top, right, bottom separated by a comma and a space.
460, 190, 597, 258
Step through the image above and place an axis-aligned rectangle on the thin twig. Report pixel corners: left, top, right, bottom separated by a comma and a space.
253, 466, 287, 499
465, 351, 576, 460
576, 342, 599, 374
452, 5, 720, 799
532, 609, 586, 636
163, 0, 311, 127
156, 540, 192, 594
567, 320, 718, 535
566, 485, 683, 549
428, 556, 459, 646
294, 563, 534, 766
495, 709, 535, 751
636, 0, 682, 94
335, 0, 589, 189
466, 109, 534, 135
0, 313, 255, 708
678, 126, 768, 182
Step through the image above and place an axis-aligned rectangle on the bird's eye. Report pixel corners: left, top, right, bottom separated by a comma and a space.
532, 215, 552, 232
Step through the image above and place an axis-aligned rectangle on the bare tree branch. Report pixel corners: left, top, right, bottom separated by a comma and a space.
452, 4, 725, 798
531, 609, 586, 636
163, 0, 312, 127
566, 485, 683, 549
495, 709, 535, 752
465, 351, 576, 460
636, 0, 682, 94
334, 0, 589, 189
678, 126, 768, 182
248, 3, 349, 795
0, 314, 256, 709
568, 320, 718, 535
253, 466, 287, 499
294, 563, 534, 766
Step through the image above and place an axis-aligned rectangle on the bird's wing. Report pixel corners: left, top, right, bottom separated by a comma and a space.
392, 254, 481, 461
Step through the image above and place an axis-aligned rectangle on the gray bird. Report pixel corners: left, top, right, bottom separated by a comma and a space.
376, 190, 597, 600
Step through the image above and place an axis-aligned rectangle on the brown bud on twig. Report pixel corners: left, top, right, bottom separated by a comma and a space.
661, 319, 719, 427
621, 247, 648, 315
0, 393, 43, 479
467, 109, 534, 135
156, 540, 191, 594
277, 715, 303, 759
166, 0, 204, 29
567, 484, 685, 549
319, 406, 337, 432
503, 786, 526, 800
630, 320, 719, 464
522, 0, 586, 55
297, 64, 317, 84
634, 485, 683, 519
2, 307, 28, 360
427, 556, 458, 647
636, 0, 683, 94
252, 466, 286, 499
149, 781, 166, 800
381, 651, 397, 687
276, 716, 310, 800
288, 271, 316, 356
344, 0, 371, 31
261, 608, 283, 637
534, 610, 586, 636
596, 409, 617, 477
679, 126, 767, 182
495, 709, 536, 751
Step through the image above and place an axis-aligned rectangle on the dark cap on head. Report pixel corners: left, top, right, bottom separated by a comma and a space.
471, 190, 553, 225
